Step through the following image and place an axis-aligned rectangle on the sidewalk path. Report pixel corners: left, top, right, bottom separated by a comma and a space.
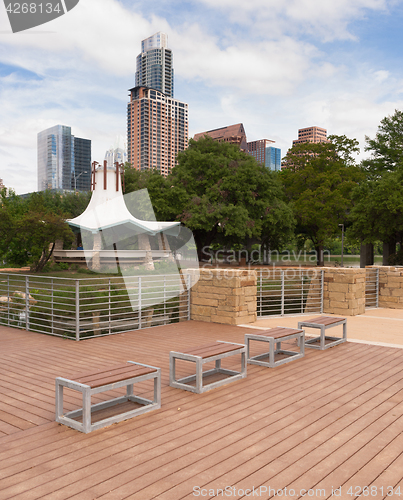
242, 308, 403, 348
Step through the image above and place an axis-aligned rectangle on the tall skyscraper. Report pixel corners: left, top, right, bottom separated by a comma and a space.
292, 126, 328, 146
247, 139, 281, 171
37, 125, 91, 192
135, 32, 174, 98
128, 33, 188, 175
127, 86, 188, 175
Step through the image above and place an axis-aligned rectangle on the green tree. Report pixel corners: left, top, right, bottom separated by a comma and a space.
349, 165, 403, 263
281, 135, 363, 266
0, 190, 74, 272
352, 109, 403, 260
363, 109, 403, 177
163, 137, 294, 261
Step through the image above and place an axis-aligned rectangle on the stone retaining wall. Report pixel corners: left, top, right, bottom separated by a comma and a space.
188, 268, 257, 325
377, 266, 403, 309
322, 268, 366, 316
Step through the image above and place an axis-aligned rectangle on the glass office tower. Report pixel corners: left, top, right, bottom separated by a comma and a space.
247, 139, 281, 171
37, 125, 91, 191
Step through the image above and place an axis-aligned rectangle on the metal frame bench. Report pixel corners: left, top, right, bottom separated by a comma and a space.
169, 341, 247, 393
55, 361, 161, 433
245, 327, 305, 368
298, 316, 347, 350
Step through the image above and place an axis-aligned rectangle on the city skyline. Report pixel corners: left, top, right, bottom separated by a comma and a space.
1, 0, 403, 193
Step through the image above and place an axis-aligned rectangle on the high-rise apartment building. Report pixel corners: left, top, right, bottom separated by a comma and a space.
194, 123, 248, 151
127, 86, 188, 175
247, 139, 281, 171
292, 126, 328, 146
37, 125, 91, 192
135, 32, 174, 98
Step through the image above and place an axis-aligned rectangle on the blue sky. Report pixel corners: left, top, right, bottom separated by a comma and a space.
1, 0, 403, 194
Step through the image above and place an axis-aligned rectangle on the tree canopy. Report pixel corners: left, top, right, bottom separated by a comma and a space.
350, 109, 403, 262
167, 137, 295, 260
363, 109, 403, 177
348, 165, 403, 246
280, 135, 363, 265
0, 189, 86, 272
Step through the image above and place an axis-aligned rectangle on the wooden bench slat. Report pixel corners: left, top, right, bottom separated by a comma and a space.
302, 316, 345, 326
180, 342, 243, 358
68, 363, 156, 388
68, 363, 131, 381
256, 327, 303, 339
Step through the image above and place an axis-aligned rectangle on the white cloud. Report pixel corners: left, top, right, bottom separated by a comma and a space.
195, 0, 390, 41
0, 0, 403, 194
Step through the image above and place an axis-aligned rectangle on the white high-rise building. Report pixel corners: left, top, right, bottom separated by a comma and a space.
135, 32, 174, 98
104, 136, 127, 168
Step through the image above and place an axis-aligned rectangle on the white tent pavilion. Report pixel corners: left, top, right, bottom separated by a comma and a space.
64, 161, 181, 271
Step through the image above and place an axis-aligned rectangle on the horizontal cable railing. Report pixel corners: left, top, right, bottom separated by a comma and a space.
365, 267, 379, 309
257, 268, 324, 317
0, 273, 190, 340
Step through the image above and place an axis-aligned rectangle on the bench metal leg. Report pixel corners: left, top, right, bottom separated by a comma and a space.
196, 358, 203, 393
320, 325, 325, 350
82, 388, 92, 434
55, 380, 63, 421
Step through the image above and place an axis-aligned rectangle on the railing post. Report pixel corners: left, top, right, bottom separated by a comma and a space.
301, 271, 304, 314
75, 279, 80, 341
187, 273, 191, 321
25, 276, 29, 331
138, 276, 142, 329
320, 270, 324, 314
108, 278, 111, 335
376, 267, 379, 308
281, 270, 285, 316
164, 275, 166, 324
51, 278, 54, 335
7, 274, 10, 326
259, 269, 262, 317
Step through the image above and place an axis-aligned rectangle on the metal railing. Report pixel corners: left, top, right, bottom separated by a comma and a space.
365, 267, 379, 308
0, 273, 190, 340
257, 268, 324, 317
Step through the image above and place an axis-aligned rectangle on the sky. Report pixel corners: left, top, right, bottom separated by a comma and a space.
1, 0, 403, 194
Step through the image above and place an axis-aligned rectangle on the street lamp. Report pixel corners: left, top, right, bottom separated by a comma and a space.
74, 171, 88, 192
338, 224, 344, 267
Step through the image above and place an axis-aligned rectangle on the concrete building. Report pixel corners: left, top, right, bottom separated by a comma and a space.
193, 123, 248, 151
135, 32, 174, 98
37, 125, 91, 192
127, 86, 188, 176
292, 126, 328, 146
247, 139, 281, 171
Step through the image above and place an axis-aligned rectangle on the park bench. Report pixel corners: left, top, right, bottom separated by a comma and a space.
245, 327, 305, 368
298, 315, 347, 350
169, 341, 247, 393
56, 361, 161, 433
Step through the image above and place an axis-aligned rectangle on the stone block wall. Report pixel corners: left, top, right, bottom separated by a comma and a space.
187, 268, 257, 325
322, 268, 366, 316
378, 266, 403, 309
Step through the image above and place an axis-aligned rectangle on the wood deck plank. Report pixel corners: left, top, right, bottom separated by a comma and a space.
10, 352, 403, 500
1, 321, 403, 500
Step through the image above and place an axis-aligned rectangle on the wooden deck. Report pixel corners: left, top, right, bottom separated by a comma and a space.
1, 321, 403, 499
